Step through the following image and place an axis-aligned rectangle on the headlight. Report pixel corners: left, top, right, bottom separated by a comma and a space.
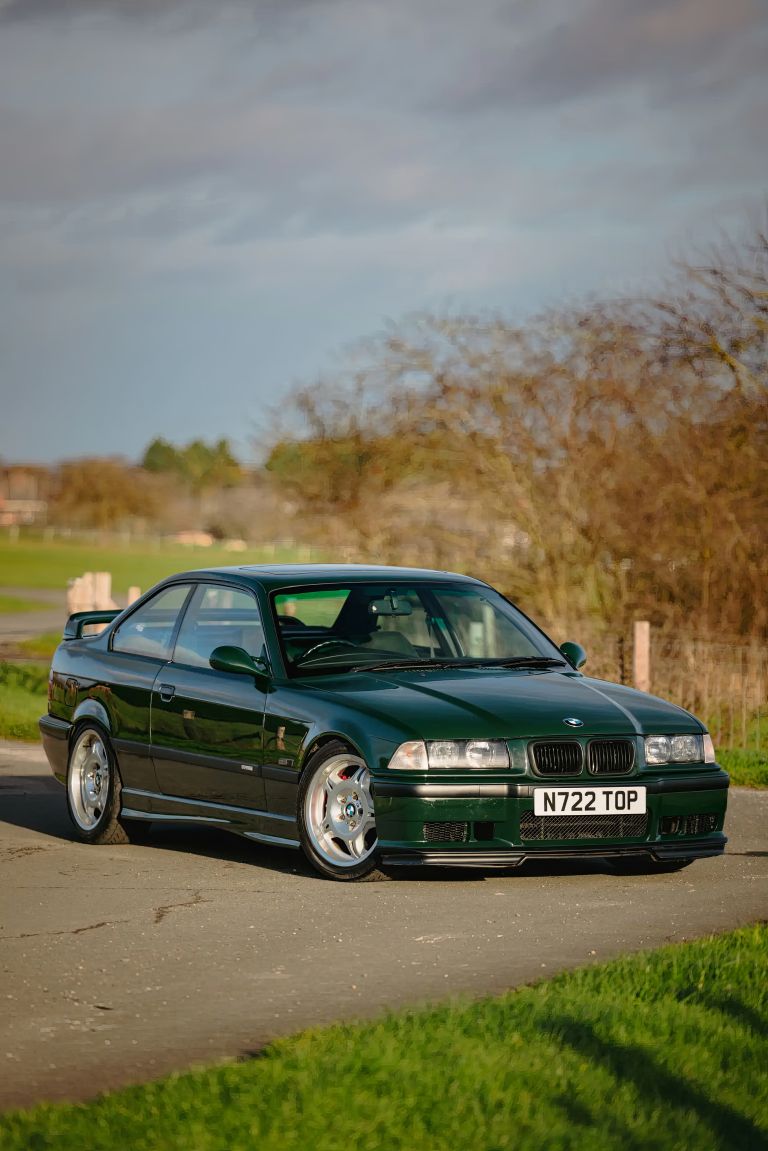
388, 739, 510, 770
644, 734, 705, 765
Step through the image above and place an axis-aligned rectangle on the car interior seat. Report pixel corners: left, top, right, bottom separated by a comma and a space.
363, 629, 419, 655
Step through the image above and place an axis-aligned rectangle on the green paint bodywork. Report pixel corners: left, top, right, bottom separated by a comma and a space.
40, 564, 728, 867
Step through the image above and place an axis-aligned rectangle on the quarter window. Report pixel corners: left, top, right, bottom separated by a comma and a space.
173, 584, 263, 669
112, 584, 191, 659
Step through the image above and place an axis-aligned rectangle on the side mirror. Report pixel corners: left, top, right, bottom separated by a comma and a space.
210, 645, 270, 687
560, 641, 587, 670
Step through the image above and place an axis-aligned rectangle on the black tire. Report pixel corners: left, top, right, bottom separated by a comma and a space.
65, 724, 133, 845
610, 856, 695, 875
297, 740, 388, 882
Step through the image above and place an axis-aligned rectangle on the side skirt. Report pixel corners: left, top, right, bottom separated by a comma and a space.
121, 787, 300, 849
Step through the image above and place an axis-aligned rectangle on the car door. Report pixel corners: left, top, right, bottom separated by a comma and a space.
150, 582, 268, 810
107, 582, 194, 791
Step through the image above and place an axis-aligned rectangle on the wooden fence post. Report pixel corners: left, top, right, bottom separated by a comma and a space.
633, 620, 651, 693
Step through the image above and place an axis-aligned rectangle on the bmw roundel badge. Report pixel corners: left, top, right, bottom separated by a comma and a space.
563, 717, 584, 728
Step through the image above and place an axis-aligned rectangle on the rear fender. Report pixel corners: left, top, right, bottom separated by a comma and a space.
72, 698, 112, 736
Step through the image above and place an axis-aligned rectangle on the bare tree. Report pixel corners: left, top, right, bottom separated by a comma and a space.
262, 220, 768, 641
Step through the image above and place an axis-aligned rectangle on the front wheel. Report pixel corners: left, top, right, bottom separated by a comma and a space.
298, 741, 387, 881
66, 725, 131, 845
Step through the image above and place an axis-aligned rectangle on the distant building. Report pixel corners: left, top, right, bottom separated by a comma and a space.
0, 466, 50, 526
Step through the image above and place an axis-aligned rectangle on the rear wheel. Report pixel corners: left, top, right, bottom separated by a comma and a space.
66, 725, 132, 845
298, 741, 387, 881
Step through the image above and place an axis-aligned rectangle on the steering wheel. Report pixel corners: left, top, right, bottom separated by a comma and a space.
278, 614, 307, 627
293, 639, 359, 666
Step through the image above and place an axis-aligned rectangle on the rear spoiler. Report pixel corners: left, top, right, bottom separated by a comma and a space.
63, 610, 121, 641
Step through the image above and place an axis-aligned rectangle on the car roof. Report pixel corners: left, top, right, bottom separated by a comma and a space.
168, 563, 484, 591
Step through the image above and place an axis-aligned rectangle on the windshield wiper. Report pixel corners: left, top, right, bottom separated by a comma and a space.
353, 656, 565, 674
476, 657, 566, 668
352, 658, 459, 673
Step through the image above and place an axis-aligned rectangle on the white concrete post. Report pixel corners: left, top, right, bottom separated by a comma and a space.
93, 571, 114, 610
81, 572, 95, 611
633, 620, 651, 694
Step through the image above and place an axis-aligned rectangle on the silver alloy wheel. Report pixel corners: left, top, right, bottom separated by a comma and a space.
304, 753, 377, 868
68, 729, 111, 831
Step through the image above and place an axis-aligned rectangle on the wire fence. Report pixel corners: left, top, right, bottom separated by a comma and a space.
574, 626, 767, 752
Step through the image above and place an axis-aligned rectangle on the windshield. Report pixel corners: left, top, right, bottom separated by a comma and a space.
272, 582, 565, 675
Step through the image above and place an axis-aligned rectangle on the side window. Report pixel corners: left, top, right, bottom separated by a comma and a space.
275, 590, 350, 628
173, 584, 263, 669
435, 590, 540, 659
112, 585, 191, 659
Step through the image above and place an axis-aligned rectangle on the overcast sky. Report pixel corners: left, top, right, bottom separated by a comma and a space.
1, 0, 766, 463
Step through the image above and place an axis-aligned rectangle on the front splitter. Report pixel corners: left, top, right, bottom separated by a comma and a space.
381, 834, 726, 868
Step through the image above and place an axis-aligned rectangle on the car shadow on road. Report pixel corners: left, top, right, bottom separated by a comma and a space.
126, 829, 617, 884
0, 780, 309, 873
0, 778, 692, 884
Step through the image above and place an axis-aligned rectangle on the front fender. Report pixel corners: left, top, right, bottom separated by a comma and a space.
297, 723, 399, 776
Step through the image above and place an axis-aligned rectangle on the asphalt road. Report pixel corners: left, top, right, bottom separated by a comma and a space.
1, 740, 766, 1112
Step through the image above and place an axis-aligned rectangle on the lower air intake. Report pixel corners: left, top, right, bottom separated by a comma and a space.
423, 821, 469, 843
685, 813, 717, 835
520, 812, 649, 841
661, 813, 718, 836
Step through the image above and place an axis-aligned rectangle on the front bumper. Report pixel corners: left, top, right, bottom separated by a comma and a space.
373, 770, 729, 866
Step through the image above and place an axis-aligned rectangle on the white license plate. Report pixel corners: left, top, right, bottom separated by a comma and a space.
533, 786, 646, 816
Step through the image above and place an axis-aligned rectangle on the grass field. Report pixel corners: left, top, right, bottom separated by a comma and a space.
0, 537, 314, 596
0, 593, 48, 614
0, 662, 48, 741
1, 535, 764, 782
717, 749, 768, 789
1, 923, 766, 1150
15, 631, 62, 660
0, 661, 766, 787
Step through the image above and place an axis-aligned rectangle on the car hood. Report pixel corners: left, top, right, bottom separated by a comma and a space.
305, 667, 702, 741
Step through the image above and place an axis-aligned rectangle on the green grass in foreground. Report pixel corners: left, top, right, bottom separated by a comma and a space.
1, 925, 766, 1150
0, 538, 313, 595
0, 662, 47, 741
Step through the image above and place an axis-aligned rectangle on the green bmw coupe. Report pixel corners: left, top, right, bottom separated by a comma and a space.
40, 564, 729, 881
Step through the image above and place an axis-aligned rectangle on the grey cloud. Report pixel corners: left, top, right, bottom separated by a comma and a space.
0, 0, 765, 328
0, 83, 449, 240
0, 0, 301, 23
438, 0, 768, 113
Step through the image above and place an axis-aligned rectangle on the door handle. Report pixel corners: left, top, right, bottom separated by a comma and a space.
158, 683, 175, 702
